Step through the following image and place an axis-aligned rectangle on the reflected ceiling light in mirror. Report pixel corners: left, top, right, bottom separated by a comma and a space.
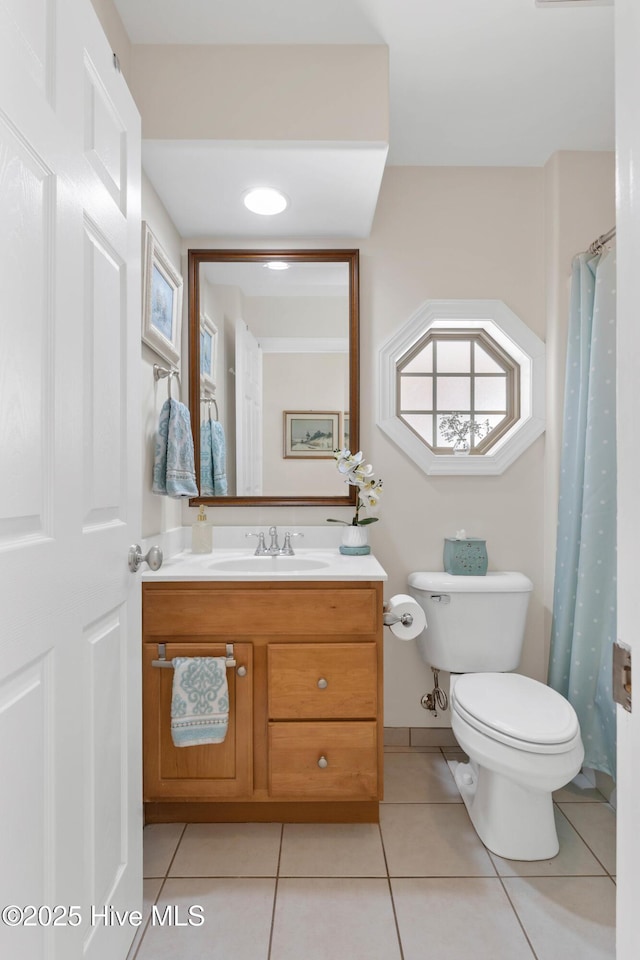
243, 187, 288, 216
265, 261, 290, 271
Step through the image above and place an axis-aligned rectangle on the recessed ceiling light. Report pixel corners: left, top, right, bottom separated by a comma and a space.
243, 187, 288, 216
265, 261, 290, 271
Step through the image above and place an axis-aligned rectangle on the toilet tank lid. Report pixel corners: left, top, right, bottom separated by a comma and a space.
408, 571, 533, 593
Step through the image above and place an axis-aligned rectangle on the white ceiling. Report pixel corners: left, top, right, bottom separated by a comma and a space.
115, 0, 615, 238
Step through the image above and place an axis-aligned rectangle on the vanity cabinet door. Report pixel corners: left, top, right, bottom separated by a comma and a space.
143, 642, 253, 801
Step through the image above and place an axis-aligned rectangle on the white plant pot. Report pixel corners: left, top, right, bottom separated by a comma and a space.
340, 525, 370, 555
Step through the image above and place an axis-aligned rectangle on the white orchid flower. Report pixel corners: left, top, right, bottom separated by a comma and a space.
328, 448, 383, 527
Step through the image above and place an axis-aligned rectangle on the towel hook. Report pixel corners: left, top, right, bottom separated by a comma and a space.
154, 363, 182, 402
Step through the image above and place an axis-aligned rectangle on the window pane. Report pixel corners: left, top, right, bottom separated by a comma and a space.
402, 342, 433, 373
436, 376, 470, 410
474, 342, 505, 374
475, 375, 506, 410
437, 339, 471, 373
400, 375, 432, 410
402, 414, 433, 445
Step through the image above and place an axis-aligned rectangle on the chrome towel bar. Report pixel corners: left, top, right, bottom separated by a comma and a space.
152, 642, 245, 674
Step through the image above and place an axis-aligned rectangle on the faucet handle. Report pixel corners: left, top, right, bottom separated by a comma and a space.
246, 532, 267, 555
281, 531, 304, 555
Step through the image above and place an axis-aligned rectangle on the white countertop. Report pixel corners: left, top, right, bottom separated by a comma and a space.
141, 547, 388, 582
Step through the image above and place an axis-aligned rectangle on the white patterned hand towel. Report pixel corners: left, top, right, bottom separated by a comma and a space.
171, 657, 229, 747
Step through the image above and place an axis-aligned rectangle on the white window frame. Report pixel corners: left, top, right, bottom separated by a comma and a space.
378, 299, 545, 476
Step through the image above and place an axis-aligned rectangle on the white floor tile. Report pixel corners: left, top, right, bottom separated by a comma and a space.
169, 822, 282, 877
490, 808, 606, 877
557, 802, 616, 874
279, 823, 387, 877
143, 823, 185, 878
380, 804, 495, 877
125, 879, 162, 960
553, 772, 606, 803
503, 877, 615, 960
382, 752, 461, 803
135, 878, 275, 960
271, 878, 401, 960
392, 878, 535, 960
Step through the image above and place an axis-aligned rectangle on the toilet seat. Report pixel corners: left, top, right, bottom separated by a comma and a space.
452, 673, 579, 755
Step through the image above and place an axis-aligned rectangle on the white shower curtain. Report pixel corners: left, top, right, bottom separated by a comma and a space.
548, 243, 617, 779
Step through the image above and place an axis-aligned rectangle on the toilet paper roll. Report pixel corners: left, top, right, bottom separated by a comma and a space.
385, 594, 426, 640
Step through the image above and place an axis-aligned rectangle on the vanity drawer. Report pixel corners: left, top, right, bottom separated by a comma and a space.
268, 643, 377, 719
268, 721, 378, 799
143, 584, 379, 637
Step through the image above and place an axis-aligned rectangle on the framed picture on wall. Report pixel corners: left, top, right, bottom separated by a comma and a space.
200, 314, 218, 391
343, 414, 350, 451
283, 411, 341, 459
141, 222, 183, 366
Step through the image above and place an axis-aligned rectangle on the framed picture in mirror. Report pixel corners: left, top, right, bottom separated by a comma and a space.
283, 411, 341, 459
200, 314, 218, 391
142, 223, 183, 366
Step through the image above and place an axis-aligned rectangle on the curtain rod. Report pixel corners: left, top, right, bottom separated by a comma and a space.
588, 226, 616, 255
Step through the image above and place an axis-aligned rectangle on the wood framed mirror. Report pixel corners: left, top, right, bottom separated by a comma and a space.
188, 248, 359, 506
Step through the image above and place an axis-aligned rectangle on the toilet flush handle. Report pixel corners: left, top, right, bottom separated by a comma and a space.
429, 593, 451, 604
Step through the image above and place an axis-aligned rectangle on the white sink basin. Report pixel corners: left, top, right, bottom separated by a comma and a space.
208, 555, 331, 573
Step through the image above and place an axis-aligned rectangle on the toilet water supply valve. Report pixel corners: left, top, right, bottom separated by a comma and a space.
421, 668, 449, 717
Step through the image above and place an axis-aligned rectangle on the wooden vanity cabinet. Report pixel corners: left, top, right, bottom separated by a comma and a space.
142, 580, 384, 823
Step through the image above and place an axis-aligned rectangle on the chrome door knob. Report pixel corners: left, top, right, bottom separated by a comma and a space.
317, 756, 328, 769
128, 544, 163, 573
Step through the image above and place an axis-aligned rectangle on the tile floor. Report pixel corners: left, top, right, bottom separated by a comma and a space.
128, 746, 616, 960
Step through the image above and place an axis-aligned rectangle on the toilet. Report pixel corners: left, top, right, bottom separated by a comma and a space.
408, 571, 584, 861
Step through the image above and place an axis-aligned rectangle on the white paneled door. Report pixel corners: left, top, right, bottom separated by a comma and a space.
235, 319, 263, 495
615, 3, 640, 959
0, 1, 141, 959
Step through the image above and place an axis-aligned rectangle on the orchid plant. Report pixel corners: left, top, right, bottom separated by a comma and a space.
327, 449, 383, 527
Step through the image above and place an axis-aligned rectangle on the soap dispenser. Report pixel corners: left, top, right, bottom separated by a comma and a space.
192, 504, 213, 554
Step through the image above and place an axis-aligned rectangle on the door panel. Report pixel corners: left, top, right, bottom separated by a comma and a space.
0, 1, 141, 958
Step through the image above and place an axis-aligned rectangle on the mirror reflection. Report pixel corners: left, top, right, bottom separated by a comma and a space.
188, 250, 359, 505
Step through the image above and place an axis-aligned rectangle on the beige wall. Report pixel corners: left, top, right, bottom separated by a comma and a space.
263, 354, 349, 495
129, 45, 388, 142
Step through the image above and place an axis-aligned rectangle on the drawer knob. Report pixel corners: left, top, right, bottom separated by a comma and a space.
317, 756, 329, 769
317, 677, 328, 689
237, 665, 247, 677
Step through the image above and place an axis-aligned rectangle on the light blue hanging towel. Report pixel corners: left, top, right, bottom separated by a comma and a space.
171, 657, 229, 747
152, 398, 199, 498
211, 420, 228, 496
200, 420, 215, 496
200, 419, 227, 496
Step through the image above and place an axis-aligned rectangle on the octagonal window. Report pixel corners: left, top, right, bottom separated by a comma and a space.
378, 300, 545, 476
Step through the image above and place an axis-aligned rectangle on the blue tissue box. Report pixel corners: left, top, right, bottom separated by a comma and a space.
443, 538, 488, 576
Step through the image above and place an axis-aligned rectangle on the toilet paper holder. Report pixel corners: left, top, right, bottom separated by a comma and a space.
383, 603, 414, 628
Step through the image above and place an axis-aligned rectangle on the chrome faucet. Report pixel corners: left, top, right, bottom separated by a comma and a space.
266, 526, 281, 554
246, 527, 305, 556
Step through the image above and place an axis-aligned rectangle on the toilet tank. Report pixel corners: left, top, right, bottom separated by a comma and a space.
408, 571, 533, 673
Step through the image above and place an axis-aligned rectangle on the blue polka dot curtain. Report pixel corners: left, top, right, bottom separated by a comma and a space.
549, 244, 617, 780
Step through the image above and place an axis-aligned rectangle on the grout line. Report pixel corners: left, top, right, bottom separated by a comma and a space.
378, 821, 406, 960
127, 877, 167, 960
554, 805, 614, 877
266, 824, 284, 960
497, 875, 540, 960
156, 822, 188, 881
